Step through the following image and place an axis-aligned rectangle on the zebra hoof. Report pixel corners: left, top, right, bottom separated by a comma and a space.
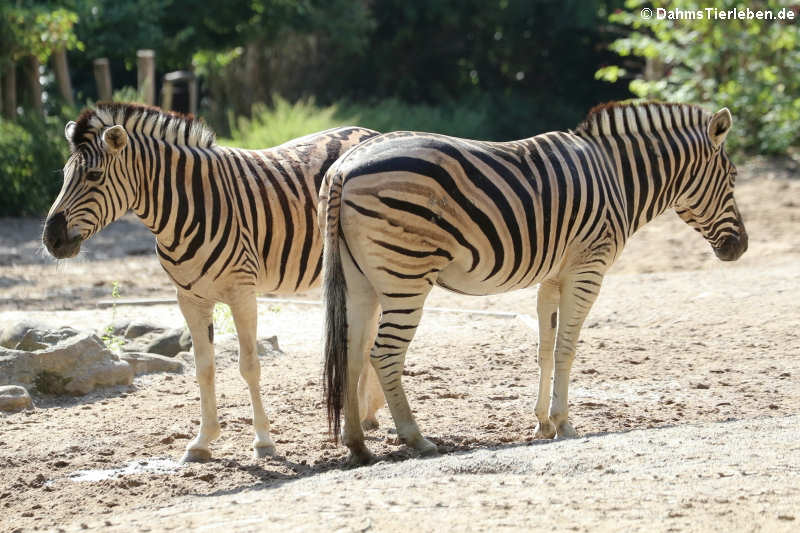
361, 418, 380, 431
556, 421, 578, 439
347, 450, 377, 468
181, 448, 212, 463
534, 420, 556, 440
254, 444, 277, 459
418, 440, 440, 458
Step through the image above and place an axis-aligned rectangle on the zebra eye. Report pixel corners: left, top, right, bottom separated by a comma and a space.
86, 169, 103, 182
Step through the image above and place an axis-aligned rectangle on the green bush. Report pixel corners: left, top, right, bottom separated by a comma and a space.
0, 112, 71, 216
220, 96, 351, 149
597, 0, 800, 155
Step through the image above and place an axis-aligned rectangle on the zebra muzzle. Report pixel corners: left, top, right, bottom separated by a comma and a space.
42, 212, 83, 259
713, 231, 748, 262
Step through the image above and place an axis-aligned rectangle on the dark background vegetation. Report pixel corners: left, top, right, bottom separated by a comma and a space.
1, 0, 797, 215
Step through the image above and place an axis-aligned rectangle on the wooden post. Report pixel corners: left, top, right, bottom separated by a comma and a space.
52, 48, 74, 106
1, 63, 15, 119
188, 75, 197, 116
161, 79, 174, 111
93, 58, 112, 101
25, 56, 43, 115
137, 49, 155, 105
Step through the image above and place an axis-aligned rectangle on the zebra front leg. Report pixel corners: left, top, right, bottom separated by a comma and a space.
534, 279, 560, 439
229, 290, 276, 459
177, 293, 220, 462
549, 273, 603, 438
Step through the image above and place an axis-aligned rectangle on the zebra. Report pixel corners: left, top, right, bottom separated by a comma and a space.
320, 101, 748, 464
42, 102, 381, 462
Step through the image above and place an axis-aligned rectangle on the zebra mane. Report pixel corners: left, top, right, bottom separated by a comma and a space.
70, 102, 216, 150
575, 101, 711, 138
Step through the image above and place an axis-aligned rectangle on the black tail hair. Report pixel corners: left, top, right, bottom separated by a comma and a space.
322, 170, 348, 442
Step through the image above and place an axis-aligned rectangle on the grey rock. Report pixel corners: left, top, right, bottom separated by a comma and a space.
16, 326, 81, 351
215, 334, 281, 358
119, 352, 184, 375
124, 321, 164, 339
105, 319, 132, 337
0, 385, 33, 411
0, 333, 133, 395
0, 320, 51, 349
146, 328, 192, 357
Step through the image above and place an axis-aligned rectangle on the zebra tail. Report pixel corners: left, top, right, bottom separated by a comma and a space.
322, 169, 348, 443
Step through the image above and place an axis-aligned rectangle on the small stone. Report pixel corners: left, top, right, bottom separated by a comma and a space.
146, 328, 192, 357
124, 322, 164, 339
0, 385, 33, 411
692, 383, 710, 390
119, 352, 184, 375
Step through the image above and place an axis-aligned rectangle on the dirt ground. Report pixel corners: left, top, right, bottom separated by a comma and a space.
0, 157, 798, 532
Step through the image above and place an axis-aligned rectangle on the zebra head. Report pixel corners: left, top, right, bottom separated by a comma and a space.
43, 119, 133, 259
674, 108, 748, 262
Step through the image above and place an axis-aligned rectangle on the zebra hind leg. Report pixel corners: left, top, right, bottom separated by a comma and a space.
359, 358, 385, 431
372, 289, 438, 457
341, 257, 381, 466
177, 293, 220, 462
229, 290, 276, 458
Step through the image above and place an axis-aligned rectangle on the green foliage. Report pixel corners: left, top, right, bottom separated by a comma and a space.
598, 0, 800, 154
213, 303, 235, 335
220, 96, 350, 148
102, 281, 126, 353
0, 4, 82, 65
0, 112, 72, 216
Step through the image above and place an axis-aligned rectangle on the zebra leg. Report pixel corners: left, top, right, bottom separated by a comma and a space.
372, 293, 438, 457
534, 279, 560, 439
229, 290, 276, 459
358, 341, 385, 431
549, 274, 603, 438
341, 254, 381, 465
177, 292, 220, 463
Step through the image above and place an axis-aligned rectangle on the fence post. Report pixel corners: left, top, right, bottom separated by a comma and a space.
137, 49, 156, 105
1, 63, 15, 119
52, 48, 74, 106
26, 56, 43, 115
93, 58, 113, 101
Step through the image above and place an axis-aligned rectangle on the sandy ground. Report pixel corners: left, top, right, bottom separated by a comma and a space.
0, 157, 798, 532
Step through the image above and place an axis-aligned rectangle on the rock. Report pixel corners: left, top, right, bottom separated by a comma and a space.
146, 328, 192, 357
0, 385, 33, 411
120, 352, 184, 375
177, 351, 194, 366
214, 334, 281, 358
0, 320, 51, 349
16, 327, 81, 351
0, 334, 133, 395
179, 328, 193, 350
104, 319, 132, 338
124, 321, 164, 339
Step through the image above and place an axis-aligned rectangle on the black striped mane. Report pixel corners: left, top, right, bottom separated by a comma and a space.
575, 101, 711, 138
69, 102, 216, 151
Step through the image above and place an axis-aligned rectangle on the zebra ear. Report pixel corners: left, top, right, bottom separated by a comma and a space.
64, 121, 76, 143
708, 108, 732, 149
102, 125, 128, 153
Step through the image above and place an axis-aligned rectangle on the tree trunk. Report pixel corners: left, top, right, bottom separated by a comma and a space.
1, 63, 14, 119
26, 56, 43, 115
52, 48, 74, 106
244, 41, 261, 114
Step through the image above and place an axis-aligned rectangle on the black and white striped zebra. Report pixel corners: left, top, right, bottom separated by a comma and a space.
42, 102, 380, 462
321, 101, 748, 464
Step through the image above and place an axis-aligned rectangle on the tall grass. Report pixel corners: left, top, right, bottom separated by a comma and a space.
219, 95, 496, 149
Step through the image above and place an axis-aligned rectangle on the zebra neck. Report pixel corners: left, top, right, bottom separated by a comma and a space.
131, 141, 232, 242
599, 130, 689, 237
